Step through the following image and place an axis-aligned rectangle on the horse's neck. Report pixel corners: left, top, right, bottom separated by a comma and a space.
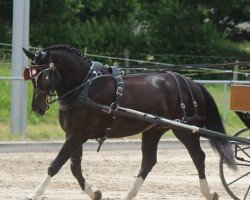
56, 56, 90, 97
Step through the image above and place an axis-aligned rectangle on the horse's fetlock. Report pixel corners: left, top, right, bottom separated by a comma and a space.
94, 190, 102, 200
48, 165, 59, 177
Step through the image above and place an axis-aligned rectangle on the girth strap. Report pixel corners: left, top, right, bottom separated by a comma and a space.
96, 65, 124, 152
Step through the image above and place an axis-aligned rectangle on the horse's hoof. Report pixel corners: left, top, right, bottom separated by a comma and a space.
94, 190, 102, 200
27, 195, 35, 200
212, 192, 219, 200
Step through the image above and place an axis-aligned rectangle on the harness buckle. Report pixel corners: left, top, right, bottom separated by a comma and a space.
181, 103, 185, 109
182, 117, 188, 124
96, 71, 102, 76
93, 70, 102, 77
110, 102, 118, 110
46, 93, 58, 106
175, 119, 181, 123
46, 95, 52, 106
116, 87, 123, 97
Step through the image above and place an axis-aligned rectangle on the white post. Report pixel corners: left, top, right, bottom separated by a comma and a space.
124, 49, 129, 68
11, 0, 30, 135
223, 83, 228, 122
233, 60, 239, 81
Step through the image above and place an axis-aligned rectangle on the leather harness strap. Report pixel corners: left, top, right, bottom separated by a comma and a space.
169, 72, 206, 123
96, 65, 124, 152
58, 63, 206, 151
58, 62, 124, 152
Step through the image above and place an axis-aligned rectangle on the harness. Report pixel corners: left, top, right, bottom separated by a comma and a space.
58, 62, 124, 151
168, 72, 206, 123
27, 63, 62, 107
28, 61, 206, 151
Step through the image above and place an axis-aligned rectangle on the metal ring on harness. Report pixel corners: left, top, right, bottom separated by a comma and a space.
110, 102, 119, 110
116, 87, 123, 97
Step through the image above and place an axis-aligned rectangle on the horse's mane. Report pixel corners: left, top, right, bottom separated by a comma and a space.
44, 45, 89, 61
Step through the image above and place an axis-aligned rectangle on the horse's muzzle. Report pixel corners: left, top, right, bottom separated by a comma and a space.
32, 107, 46, 116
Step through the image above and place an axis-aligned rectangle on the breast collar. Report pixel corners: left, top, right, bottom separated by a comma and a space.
57, 61, 124, 112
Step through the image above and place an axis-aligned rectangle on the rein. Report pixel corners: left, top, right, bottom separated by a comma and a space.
57, 61, 104, 104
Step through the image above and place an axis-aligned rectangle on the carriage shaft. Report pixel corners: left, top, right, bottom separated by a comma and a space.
102, 105, 250, 145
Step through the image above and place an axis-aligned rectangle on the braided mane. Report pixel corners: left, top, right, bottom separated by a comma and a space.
44, 45, 86, 59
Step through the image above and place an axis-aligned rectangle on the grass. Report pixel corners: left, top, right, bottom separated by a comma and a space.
205, 84, 248, 136
0, 62, 249, 141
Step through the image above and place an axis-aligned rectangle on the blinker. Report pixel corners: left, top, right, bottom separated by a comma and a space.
29, 68, 39, 78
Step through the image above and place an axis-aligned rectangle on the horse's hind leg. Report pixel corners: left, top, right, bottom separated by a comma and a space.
173, 130, 219, 200
125, 130, 164, 200
70, 145, 102, 200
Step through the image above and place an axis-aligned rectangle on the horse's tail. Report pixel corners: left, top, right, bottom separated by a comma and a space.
198, 84, 237, 170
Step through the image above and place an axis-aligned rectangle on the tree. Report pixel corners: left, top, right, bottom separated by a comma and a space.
0, 0, 249, 63
201, 0, 250, 41
0, 1, 13, 43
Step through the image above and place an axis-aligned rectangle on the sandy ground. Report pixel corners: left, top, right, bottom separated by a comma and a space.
0, 148, 248, 200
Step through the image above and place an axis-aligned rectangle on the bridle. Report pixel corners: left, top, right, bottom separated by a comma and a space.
27, 63, 62, 106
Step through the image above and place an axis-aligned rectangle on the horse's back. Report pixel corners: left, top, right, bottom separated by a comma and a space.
122, 72, 206, 122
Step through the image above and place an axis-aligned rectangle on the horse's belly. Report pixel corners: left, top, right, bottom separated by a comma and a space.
106, 116, 161, 138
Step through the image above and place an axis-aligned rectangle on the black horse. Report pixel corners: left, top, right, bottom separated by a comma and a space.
23, 45, 236, 200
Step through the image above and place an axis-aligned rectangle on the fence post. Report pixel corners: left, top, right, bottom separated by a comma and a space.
233, 60, 239, 80
223, 83, 228, 122
124, 49, 129, 67
11, 0, 30, 135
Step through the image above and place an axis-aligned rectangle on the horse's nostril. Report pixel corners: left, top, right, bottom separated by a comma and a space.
33, 107, 45, 115
38, 108, 44, 115
38, 108, 45, 115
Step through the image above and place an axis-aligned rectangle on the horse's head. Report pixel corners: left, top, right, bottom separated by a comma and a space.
23, 48, 62, 115
23, 45, 91, 115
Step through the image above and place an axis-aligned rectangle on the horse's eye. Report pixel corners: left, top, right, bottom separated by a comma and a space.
42, 70, 52, 86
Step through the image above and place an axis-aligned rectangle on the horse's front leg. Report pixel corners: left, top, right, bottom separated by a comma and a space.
70, 145, 102, 200
27, 134, 84, 200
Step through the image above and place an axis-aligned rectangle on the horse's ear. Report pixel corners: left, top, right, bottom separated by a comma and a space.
23, 68, 30, 80
22, 47, 35, 60
40, 51, 47, 60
